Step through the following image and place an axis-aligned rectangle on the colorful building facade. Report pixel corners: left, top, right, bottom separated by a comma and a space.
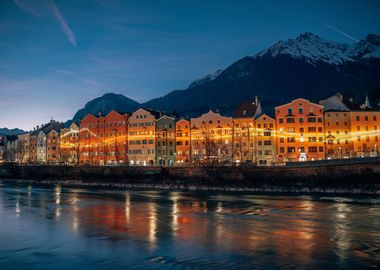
175, 119, 191, 164
190, 110, 233, 164
232, 99, 261, 164
275, 98, 325, 163
128, 108, 161, 166
254, 114, 277, 165
156, 115, 176, 166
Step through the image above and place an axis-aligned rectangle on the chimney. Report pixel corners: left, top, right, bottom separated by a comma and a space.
37, 125, 39, 129
255, 96, 259, 105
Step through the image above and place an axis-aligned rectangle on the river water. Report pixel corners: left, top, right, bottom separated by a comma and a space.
0, 182, 379, 269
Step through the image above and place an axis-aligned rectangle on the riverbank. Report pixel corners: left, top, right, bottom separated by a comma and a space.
2, 178, 380, 196
1, 159, 380, 195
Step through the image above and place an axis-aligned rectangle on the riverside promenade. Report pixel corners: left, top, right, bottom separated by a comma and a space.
1, 157, 380, 195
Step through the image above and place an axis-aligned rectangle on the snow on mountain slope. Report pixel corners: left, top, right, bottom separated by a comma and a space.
256, 33, 380, 66
188, 69, 224, 88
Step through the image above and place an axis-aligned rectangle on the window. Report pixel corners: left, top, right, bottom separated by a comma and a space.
279, 147, 285, 153
279, 118, 284, 124
286, 117, 295, 123
264, 140, 272, 146
309, 147, 317, 152
308, 127, 316, 132
287, 147, 295, 153
299, 118, 304, 123
308, 117, 316, 123
298, 108, 304, 114
318, 146, 324, 152
356, 116, 360, 121
288, 108, 293, 114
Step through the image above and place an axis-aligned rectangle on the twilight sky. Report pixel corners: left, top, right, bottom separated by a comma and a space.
1, 0, 379, 130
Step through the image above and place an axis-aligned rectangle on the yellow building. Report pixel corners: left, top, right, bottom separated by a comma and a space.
350, 110, 380, 157
60, 122, 80, 164
254, 114, 277, 165
128, 108, 162, 166
320, 93, 380, 158
190, 110, 233, 164
232, 99, 261, 164
175, 119, 191, 164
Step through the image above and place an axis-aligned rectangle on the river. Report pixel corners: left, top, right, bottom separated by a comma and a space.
0, 182, 379, 269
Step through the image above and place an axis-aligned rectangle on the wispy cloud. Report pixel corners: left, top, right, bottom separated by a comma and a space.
13, 0, 77, 47
13, 0, 40, 16
49, 67, 99, 86
320, 21, 359, 42
48, 0, 77, 47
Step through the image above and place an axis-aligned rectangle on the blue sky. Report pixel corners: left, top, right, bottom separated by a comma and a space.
1, 0, 379, 130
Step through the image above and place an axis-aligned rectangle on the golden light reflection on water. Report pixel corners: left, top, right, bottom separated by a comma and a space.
333, 203, 352, 262
170, 192, 179, 237
1, 184, 380, 269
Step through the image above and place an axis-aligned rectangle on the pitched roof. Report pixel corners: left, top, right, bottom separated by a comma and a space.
233, 100, 260, 118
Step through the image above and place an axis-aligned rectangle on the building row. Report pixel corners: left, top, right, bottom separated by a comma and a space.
1, 93, 379, 166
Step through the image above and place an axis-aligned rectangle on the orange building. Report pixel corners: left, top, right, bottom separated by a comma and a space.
79, 110, 129, 165
46, 130, 60, 164
102, 110, 129, 165
128, 108, 162, 166
275, 98, 325, 163
175, 119, 191, 164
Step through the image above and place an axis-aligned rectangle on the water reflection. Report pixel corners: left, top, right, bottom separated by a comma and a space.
0, 183, 379, 270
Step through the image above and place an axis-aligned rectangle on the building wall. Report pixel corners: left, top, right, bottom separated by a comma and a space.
350, 111, 380, 157
324, 111, 352, 159
29, 135, 38, 164
102, 111, 129, 165
255, 114, 276, 166
128, 108, 157, 166
79, 114, 101, 165
46, 130, 60, 164
175, 119, 191, 164
36, 132, 46, 164
79, 111, 129, 165
275, 98, 325, 163
17, 133, 30, 163
156, 116, 176, 166
190, 110, 233, 163
60, 123, 79, 164
232, 118, 255, 163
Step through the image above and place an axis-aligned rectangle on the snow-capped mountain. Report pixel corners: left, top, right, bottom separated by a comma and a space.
143, 32, 380, 116
256, 32, 380, 65
188, 69, 224, 88
72, 32, 380, 121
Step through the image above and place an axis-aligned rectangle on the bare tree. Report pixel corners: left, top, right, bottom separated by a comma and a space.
16, 140, 29, 164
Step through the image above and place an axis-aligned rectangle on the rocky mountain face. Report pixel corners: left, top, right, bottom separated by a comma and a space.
72, 93, 141, 122
71, 33, 380, 121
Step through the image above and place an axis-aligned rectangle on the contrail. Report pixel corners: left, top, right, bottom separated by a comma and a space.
321, 21, 359, 42
48, 0, 77, 47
